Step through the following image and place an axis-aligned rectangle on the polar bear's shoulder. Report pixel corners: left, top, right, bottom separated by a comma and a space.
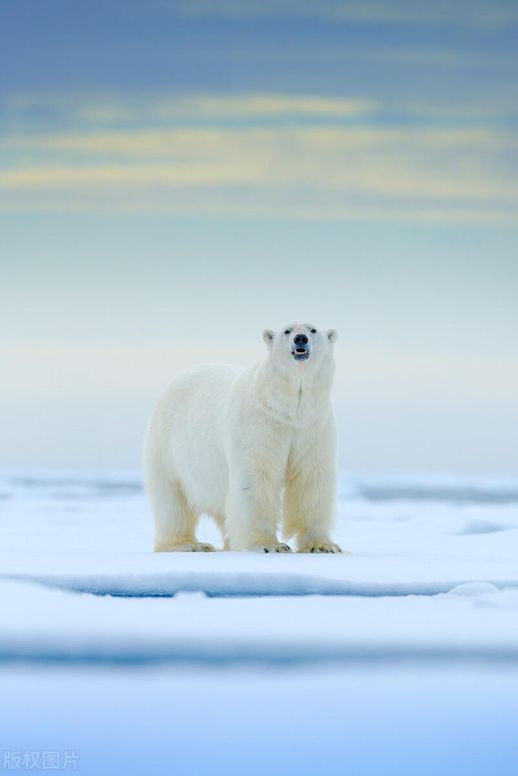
160, 363, 245, 400
175, 362, 244, 385
152, 364, 247, 427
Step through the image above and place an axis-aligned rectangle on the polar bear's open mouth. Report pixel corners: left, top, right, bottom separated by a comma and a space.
292, 347, 310, 361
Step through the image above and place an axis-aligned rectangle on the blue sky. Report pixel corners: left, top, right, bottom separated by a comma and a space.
1, 0, 517, 473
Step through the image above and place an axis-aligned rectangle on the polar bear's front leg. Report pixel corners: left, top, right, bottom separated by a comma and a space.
226, 470, 290, 552
284, 468, 342, 553
283, 419, 342, 553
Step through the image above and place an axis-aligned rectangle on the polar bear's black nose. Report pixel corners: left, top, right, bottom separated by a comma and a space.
293, 333, 309, 347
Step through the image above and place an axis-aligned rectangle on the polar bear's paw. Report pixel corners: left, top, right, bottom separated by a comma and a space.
251, 541, 292, 553
155, 540, 216, 552
192, 541, 217, 552
270, 542, 292, 553
298, 540, 343, 554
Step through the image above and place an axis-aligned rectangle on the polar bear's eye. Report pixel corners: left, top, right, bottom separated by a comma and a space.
310, 328, 317, 334
284, 329, 291, 335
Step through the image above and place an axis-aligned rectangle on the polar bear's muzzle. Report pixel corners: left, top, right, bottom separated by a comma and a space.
291, 333, 311, 361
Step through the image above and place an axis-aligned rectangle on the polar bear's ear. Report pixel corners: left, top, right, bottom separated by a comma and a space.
327, 329, 338, 343
262, 329, 275, 346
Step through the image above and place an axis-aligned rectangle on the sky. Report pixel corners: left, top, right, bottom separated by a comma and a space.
1, 0, 518, 474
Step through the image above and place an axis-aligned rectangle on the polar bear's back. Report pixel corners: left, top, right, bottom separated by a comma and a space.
145, 363, 245, 515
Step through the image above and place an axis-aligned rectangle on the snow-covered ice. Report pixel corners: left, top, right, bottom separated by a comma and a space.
2, 470, 518, 600
2, 579, 518, 666
0, 469, 517, 774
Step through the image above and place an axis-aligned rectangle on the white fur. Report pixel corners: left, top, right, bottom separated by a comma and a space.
144, 322, 342, 553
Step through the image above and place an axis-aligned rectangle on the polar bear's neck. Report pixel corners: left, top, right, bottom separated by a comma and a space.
254, 357, 334, 427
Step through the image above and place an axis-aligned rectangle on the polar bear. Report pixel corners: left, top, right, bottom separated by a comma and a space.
144, 322, 342, 553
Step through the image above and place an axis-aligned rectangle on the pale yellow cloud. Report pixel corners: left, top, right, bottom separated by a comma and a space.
8, 92, 377, 126
2, 92, 517, 221
18, 126, 507, 155
0, 162, 268, 189
15, 85, 517, 137
2, 126, 516, 207
156, 94, 377, 119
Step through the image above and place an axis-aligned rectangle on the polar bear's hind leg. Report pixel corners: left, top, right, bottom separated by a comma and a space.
149, 471, 215, 553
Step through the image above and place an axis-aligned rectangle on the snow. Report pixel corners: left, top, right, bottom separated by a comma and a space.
1, 469, 518, 774
2, 470, 518, 599
1, 580, 518, 666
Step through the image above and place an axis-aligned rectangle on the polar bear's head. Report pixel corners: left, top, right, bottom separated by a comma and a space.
262, 322, 337, 371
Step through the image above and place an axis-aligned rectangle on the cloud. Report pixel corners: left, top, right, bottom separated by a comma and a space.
148, 94, 377, 120
5, 92, 377, 129
1, 92, 517, 222
5, 88, 517, 147
2, 124, 516, 220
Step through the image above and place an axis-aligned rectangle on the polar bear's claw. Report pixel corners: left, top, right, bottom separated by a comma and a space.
299, 541, 343, 554
258, 542, 292, 553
